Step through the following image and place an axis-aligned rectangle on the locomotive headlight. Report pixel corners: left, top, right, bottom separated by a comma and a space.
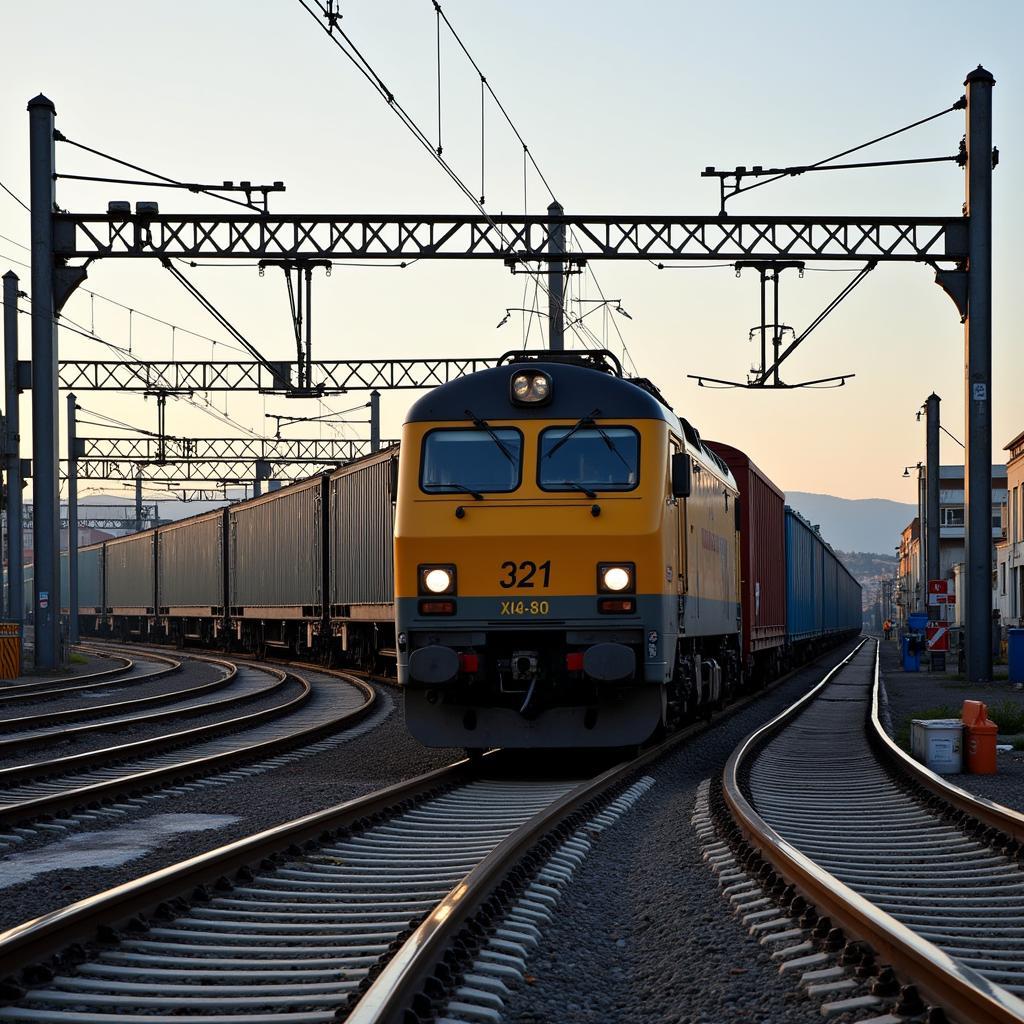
420, 564, 457, 595
510, 370, 551, 405
598, 563, 635, 593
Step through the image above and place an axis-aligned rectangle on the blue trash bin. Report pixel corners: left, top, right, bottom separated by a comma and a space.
902, 634, 920, 672
1010, 628, 1024, 684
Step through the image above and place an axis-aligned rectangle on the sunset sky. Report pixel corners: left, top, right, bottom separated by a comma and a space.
1, 1, 1021, 504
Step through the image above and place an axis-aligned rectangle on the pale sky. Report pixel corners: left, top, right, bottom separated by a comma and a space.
1, 1, 1021, 505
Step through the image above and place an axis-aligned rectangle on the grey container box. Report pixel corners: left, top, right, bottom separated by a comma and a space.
105, 531, 157, 611
157, 509, 224, 613
229, 476, 323, 616
329, 447, 397, 612
78, 544, 104, 611
910, 718, 963, 774
60, 545, 104, 612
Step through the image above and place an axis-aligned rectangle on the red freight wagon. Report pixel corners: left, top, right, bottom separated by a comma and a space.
706, 441, 786, 683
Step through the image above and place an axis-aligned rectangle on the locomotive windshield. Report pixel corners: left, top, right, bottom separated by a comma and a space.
538, 426, 639, 492
420, 427, 523, 494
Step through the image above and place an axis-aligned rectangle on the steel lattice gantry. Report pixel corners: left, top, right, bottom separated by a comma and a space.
54, 357, 503, 392
17, 69, 997, 678
53, 213, 966, 263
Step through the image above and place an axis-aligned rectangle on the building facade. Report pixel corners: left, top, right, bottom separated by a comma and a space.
895, 464, 1007, 627
994, 432, 1024, 629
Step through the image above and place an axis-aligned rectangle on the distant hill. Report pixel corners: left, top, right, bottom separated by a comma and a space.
786, 491, 914, 557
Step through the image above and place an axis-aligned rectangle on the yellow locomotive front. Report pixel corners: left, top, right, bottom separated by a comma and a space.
395, 352, 739, 748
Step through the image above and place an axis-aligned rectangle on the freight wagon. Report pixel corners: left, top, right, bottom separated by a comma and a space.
784, 505, 862, 657
46, 447, 399, 666
706, 441, 786, 683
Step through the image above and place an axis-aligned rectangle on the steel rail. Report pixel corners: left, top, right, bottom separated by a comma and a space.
343, 638, 860, 1024
0, 655, 135, 703
867, 651, 1024, 845
0, 655, 286, 755
0, 660, 374, 829
0, 654, 234, 738
722, 639, 1024, 1024
0, 754, 475, 976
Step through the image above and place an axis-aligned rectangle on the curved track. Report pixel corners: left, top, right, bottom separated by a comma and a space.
0, 656, 283, 757
0, 657, 374, 831
0, 653, 168, 708
722, 638, 1024, 1024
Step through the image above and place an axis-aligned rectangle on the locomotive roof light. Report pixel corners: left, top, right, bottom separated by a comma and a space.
510, 369, 552, 406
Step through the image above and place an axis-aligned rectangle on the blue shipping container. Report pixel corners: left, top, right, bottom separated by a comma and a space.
785, 506, 862, 643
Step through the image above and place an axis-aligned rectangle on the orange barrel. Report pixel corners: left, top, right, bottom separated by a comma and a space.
962, 699, 998, 775
0, 621, 21, 680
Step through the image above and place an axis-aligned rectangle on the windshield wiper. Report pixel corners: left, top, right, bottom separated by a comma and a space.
465, 408, 515, 464
588, 420, 632, 472
543, 407, 602, 460
428, 482, 484, 501
551, 480, 597, 499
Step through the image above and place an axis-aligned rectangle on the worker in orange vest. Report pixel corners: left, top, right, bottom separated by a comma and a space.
883, 619, 893, 641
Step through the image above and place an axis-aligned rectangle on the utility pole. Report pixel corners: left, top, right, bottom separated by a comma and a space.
918, 464, 927, 613
3, 271, 23, 632
29, 95, 60, 668
546, 201, 565, 351
370, 390, 380, 453
926, 393, 941, 606
964, 67, 995, 682
66, 393, 79, 643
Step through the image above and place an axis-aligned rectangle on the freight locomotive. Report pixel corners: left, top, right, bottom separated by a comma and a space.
35, 350, 860, 750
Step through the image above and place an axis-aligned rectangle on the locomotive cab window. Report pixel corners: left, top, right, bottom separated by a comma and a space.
420, 427, 523, 494
538, 426, 639, 493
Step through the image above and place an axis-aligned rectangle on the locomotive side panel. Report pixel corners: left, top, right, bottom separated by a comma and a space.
680, 452, 740, 641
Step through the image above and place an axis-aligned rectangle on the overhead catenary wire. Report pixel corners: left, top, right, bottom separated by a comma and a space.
295, 0, 633, 367
56, 134, 262, 212
0, 179, 30, 213
721, 100, 965, 205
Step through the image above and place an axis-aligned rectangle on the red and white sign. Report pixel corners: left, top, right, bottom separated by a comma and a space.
926, 624, 950, 651
927, 579, 956, 606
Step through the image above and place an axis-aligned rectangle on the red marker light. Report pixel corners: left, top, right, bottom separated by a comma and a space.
459, 653, 480, 673
565, 652, 584, 672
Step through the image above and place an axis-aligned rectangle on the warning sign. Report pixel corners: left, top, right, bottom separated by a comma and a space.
927, 580, 956, 606
926, 624, 950, 652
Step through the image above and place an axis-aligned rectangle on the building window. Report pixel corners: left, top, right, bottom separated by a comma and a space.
1001, 562, 1006, 595
940, 506, 964, 527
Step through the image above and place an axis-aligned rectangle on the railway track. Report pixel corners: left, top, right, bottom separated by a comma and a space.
715, 637, 1024, 1024
0, 640, 865, 1024
0, 653, 285, 757
0, 652, 166, 708
0, 653, 375, 839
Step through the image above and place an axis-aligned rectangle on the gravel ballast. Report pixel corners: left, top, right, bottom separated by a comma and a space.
504, 641, 863, 1024
879, 638, 1024, 813
0, 674, 460, 931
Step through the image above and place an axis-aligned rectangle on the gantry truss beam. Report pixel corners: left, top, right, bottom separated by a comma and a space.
54, 214, 968, 263
68, 459, 354, 483
52, 357, 502, 392
17, 504, 158, 530
63, 435, 396, 483
76, 436, 390, 462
